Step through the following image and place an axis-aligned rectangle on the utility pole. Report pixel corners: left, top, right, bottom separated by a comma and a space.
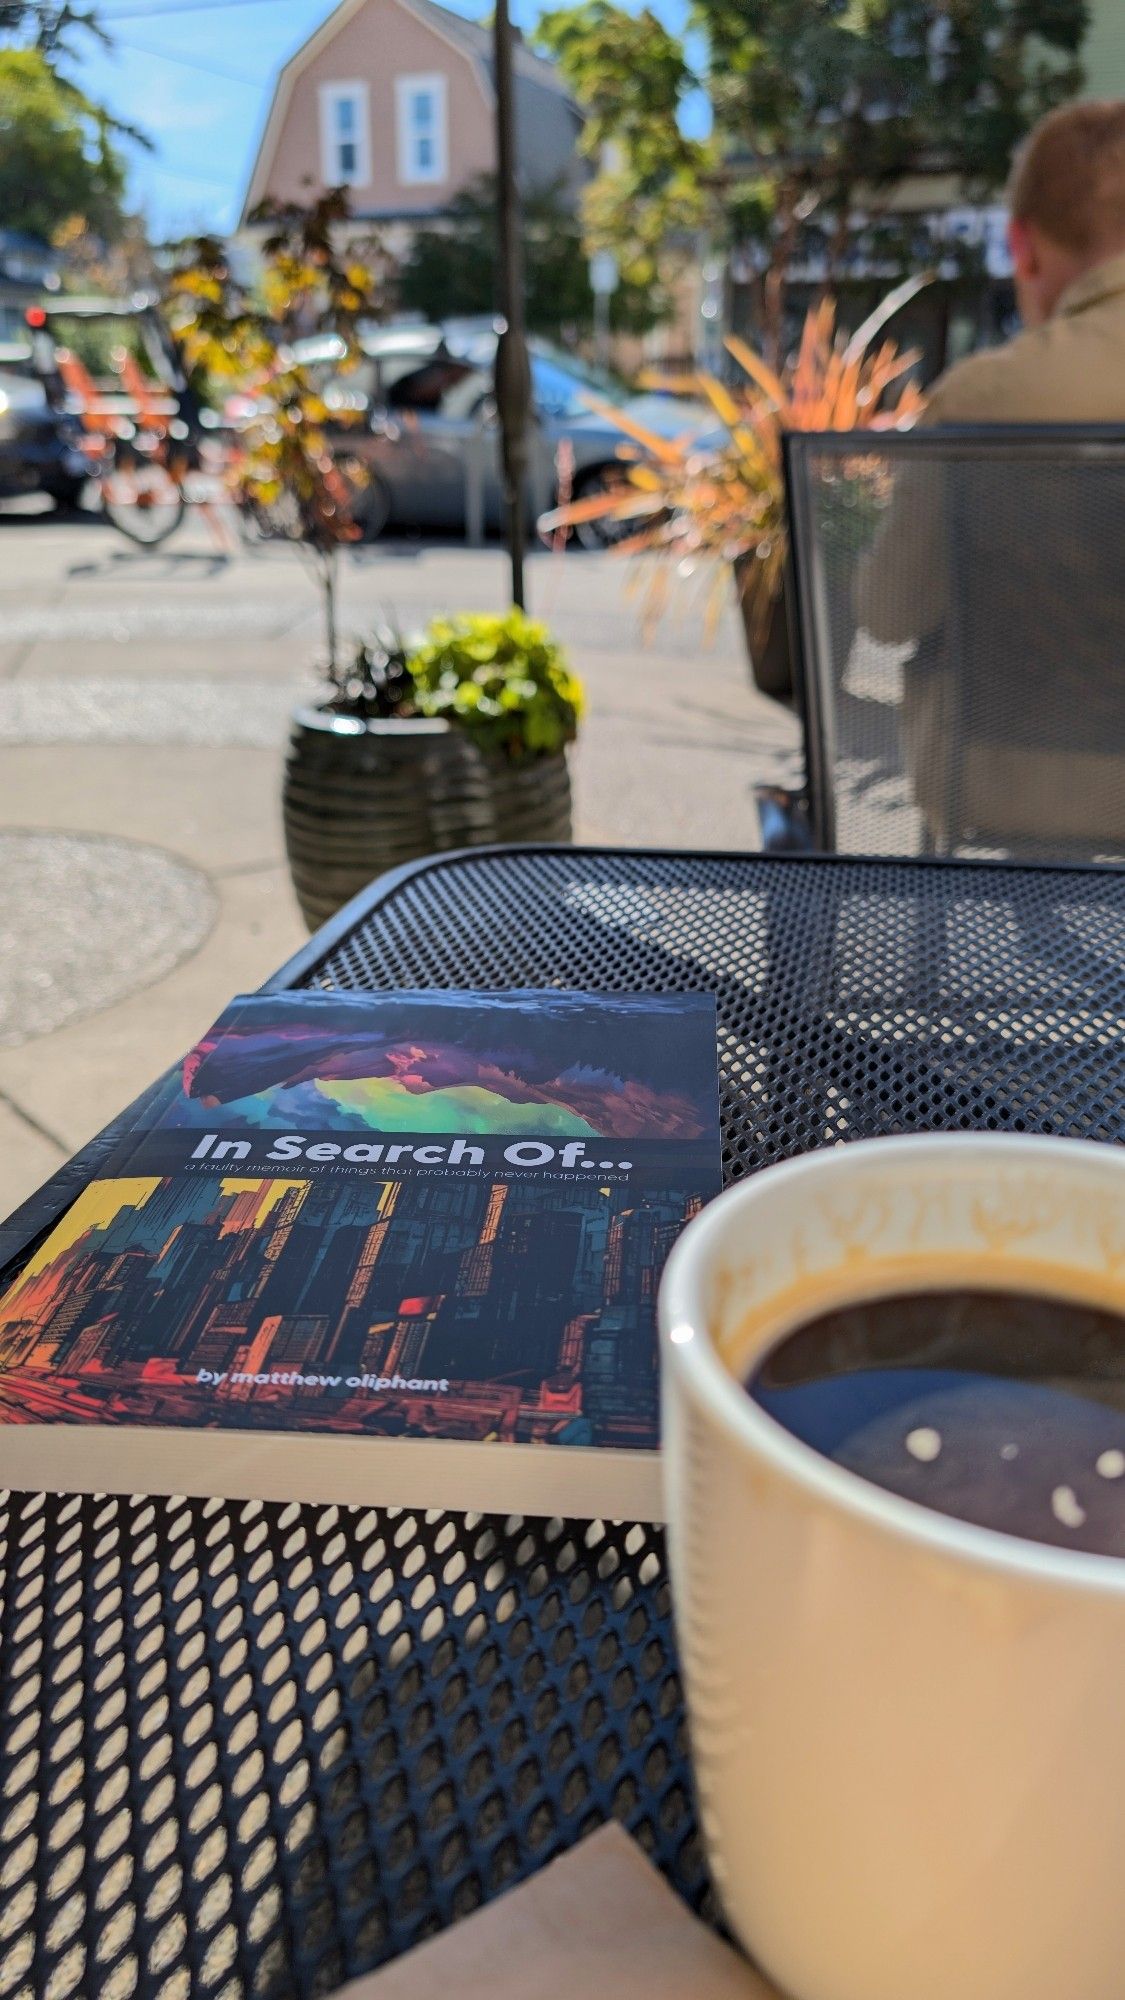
493, 0, 531, 611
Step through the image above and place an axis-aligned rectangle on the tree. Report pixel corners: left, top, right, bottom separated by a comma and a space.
537, 0, 1090, 356
397, 174, 666, 336
0, 46, 128, 242
0, 0, 147, 247
535, 5, 708, 293
163, 190, 383, 684
0, 3, 107, 57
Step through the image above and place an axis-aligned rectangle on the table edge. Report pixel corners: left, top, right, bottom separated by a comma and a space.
260, 839, 1125, 997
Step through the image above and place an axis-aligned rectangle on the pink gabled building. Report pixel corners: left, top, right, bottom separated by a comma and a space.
241, 0, 583, 243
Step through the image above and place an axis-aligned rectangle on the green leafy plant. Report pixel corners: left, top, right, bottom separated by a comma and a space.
407, 611, 584, 760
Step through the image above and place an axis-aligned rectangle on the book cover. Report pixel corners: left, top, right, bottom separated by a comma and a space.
0, 990, 720, 1519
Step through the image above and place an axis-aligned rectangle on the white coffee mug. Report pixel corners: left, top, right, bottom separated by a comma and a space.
659, 1134, 1125, 2000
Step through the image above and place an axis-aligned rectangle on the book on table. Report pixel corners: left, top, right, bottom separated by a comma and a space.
0, 989, 720, 1519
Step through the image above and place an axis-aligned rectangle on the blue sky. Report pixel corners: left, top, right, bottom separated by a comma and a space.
73, 0, 694, 239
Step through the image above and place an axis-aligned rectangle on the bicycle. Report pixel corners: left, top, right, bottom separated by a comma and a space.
55, 344, 226, 549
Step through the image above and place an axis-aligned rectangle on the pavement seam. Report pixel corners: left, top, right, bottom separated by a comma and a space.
0, 1087, 68, 1156
209, 857, 289, 880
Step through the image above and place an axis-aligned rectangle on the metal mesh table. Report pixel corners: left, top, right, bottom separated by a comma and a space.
4, 845, 1125, 2000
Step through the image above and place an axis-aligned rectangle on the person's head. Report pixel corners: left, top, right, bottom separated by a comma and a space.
1007, 100, 1125, 326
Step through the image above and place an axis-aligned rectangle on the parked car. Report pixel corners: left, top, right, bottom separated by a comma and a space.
0, 363, 88, 509
0, 296, 196, 513
291, 324, 710, 547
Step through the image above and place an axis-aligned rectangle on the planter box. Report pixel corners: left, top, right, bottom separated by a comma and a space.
283, 707, 573, 930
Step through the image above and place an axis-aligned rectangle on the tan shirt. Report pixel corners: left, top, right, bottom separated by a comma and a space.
924, 249, 1125, 426
858, 249, 1125, 644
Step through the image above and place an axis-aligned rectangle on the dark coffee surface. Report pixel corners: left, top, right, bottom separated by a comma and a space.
748, 1288, 1125, 1557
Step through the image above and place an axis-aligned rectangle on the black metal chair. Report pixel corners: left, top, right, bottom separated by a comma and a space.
781, 427, 1125, 860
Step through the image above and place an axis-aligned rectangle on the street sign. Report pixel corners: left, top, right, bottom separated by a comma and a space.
589, 250, 619, 297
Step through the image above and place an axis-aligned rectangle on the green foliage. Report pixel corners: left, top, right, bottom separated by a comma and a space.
0, 45, 128, 242
339, 626, 418, 720
408, 611, 584, 760
537, 2, 711, 286
398, 174, 665, 335
702, 0, 1087, 207
0, 3, 107, 57
162, 190, 383, 680
537, 0, 1090, 345
0, 2, 149, 157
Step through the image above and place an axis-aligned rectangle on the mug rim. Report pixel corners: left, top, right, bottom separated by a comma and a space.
659, 1132, 1125, 1596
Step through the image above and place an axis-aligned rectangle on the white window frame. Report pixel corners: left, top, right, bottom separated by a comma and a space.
395, 73, 448, 187
318, 80, 371, 189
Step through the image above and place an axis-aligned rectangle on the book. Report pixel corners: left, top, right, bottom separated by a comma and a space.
0, 989, 720, 1519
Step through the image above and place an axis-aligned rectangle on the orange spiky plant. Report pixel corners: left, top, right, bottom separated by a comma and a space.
540, 281, 928, 658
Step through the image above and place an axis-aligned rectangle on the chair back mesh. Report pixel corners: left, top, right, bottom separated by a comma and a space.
785, 429, 1125, 859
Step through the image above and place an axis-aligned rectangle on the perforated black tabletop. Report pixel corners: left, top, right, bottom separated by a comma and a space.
4, 845, 1125, 2000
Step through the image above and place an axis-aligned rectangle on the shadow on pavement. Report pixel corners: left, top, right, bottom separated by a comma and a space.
66, 547, 233, 581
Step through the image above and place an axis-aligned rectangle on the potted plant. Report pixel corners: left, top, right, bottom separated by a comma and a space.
165, 199, 581, 930
539, 282, 928, 703
283, 610, 582, 930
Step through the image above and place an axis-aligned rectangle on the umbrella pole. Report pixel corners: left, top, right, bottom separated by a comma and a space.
493, 0, 530, 611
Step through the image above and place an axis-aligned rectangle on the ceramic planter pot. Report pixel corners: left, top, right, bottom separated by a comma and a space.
733, 555, 793, 703
283, 705, 573, 931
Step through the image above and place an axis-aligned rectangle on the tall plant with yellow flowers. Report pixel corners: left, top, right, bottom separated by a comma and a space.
163, 189, 384, 683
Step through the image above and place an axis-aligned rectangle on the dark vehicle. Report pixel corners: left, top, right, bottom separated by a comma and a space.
1, 295, 198, 523
0, 364, 88, 508
291, 323, 709, 547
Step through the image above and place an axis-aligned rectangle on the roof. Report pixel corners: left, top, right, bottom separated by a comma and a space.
401, 0, 567, 93
242, 0, 574, 219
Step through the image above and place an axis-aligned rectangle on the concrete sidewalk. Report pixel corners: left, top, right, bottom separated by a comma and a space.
0, 507, 799, 1216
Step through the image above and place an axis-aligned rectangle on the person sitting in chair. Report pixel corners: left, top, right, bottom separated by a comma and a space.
856, 99, 1125, 852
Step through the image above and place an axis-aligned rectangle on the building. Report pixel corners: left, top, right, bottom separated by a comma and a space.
241, 0, 583, 254
726, 1, 1125, 374
1086, 0, 1125, 97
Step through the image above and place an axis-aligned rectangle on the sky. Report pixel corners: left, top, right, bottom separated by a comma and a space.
73, 0, 695, 240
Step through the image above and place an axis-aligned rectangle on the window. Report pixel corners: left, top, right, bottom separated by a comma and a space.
319, 82, 370, 188
395, 74, 448, 186
387, 357, 484, 416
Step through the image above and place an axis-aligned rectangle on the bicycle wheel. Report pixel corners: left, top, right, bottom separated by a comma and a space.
103, 462, 186, 547
355, 470, 392, 541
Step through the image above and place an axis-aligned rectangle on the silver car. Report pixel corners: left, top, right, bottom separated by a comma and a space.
296, 323, 706, 548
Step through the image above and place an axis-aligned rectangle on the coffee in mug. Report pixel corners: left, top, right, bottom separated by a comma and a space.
746, 1284, 1125, 1557
659, 1136, 1125, 2000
